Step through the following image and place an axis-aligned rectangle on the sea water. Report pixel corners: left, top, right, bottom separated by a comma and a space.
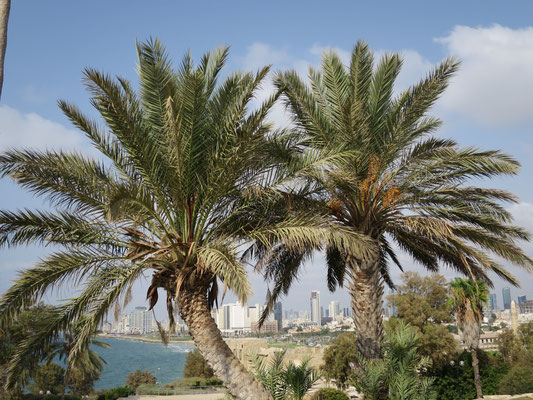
93, 337, 194, 390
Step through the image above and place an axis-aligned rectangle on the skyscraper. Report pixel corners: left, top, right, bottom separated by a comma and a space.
489, 293, 498, 310
310, 291, 321, 326
518, 295, 527, 305
329, 301, 340, 318
503, 287, 511, 310
273, 302, 283, 331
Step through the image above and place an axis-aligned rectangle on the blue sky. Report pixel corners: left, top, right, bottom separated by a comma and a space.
1, 1, 533, 315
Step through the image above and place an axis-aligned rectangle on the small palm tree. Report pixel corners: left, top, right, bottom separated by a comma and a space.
353, 321, 436, 400
253, 351, 320, 400
266, 41, 533, 360
449, 278, 489, 399
0, 40, 365, 400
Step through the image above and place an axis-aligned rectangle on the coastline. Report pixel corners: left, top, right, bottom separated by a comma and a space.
98, 334, 194, 345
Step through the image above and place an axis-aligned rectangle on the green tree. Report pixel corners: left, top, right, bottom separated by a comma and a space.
432, 351, 508, 400
31, 362, 65, 395
266, 41, 532, 360
126, 370, 156, 389
448, 278, 489, 399
386, 272, 458, 368
387, 272, 451, 327
184, 348, 214, 378
321, 333, 357, 389
0, 40, 360, 400
497, 321, 533, 367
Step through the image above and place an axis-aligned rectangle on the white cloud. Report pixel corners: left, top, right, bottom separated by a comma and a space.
0, 105, 88, 152
436, 25, 533, 127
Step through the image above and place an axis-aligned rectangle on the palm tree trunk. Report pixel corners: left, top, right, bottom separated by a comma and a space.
0, 0, 10, 99
471, 349, 483, 399
346, 254, 384, 360
177, 284, 272, 400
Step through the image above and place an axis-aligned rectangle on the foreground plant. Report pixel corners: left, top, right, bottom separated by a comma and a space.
253, 351, 320, 400
0, 40, 366, 399
268, 40, 533, 359
352, 322, 437, 400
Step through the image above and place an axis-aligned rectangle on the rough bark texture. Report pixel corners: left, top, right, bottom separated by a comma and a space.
0, 0, 10, 99
177, 284, 272, 400
346, 254, 384, 359
471, 349, 483, 399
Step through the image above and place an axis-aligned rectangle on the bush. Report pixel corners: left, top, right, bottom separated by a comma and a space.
310, 388, 350, 400
126, 369, 156, 389
163, 376, 223, 389
499, 365, 533, 395
21, 395, 81, 400
96, 385, 135, 400
183, 348, 214, 378
432, 350, 508, 400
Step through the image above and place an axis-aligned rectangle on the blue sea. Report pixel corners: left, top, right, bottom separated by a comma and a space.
93, 337, 194, 390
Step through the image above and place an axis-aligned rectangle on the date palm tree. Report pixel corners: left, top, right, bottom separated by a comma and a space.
266, 41, 532, 360
449, 278, 489, 399
0, 40, 369, 399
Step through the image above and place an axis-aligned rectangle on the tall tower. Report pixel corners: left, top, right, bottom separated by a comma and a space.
489, 293, 498, 310
329, 301, 340, 318
310, 291, 321, 326
502, 287, 511, 310
273, 302, 283, 331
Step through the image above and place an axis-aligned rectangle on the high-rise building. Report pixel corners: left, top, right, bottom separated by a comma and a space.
518, 295, 527, 305
329, 301, 340, 318
273, 302, 283, 331
310, 291, 321, 326
342, 307, 351, 318
129, 306, 152, 334
489, 293, 498, 310
503, 287, 512, 310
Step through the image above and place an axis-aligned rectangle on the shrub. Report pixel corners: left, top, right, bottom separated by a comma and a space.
310, 388, 349, 400
163, 376, 223, 389
431, 350, 508, 400
126, 369, 156, 389
96, 386, 135, 400
183, 348, 214, 378
499, 364, 533, 395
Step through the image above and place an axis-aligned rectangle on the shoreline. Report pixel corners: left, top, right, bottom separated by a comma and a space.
98, 334, 195, 345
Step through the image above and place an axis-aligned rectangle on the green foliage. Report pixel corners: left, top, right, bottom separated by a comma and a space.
30, 362, 65, 395
252, 351, 320, 400
310, 387, 349, 400
497, 322, 533, 365
183, 348, 214, 378
20, 394, 81, 400
67, 367, 101, 396
499, 363, 533, 395
163, 376, 223, 389
125, 369, 156, 389
351, 322, 437, 400
321, 333, 357, 389
388, 272, 451, 326
96, 386, 135, 400
431, 351, 508, 400
386, 272, 458, 368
